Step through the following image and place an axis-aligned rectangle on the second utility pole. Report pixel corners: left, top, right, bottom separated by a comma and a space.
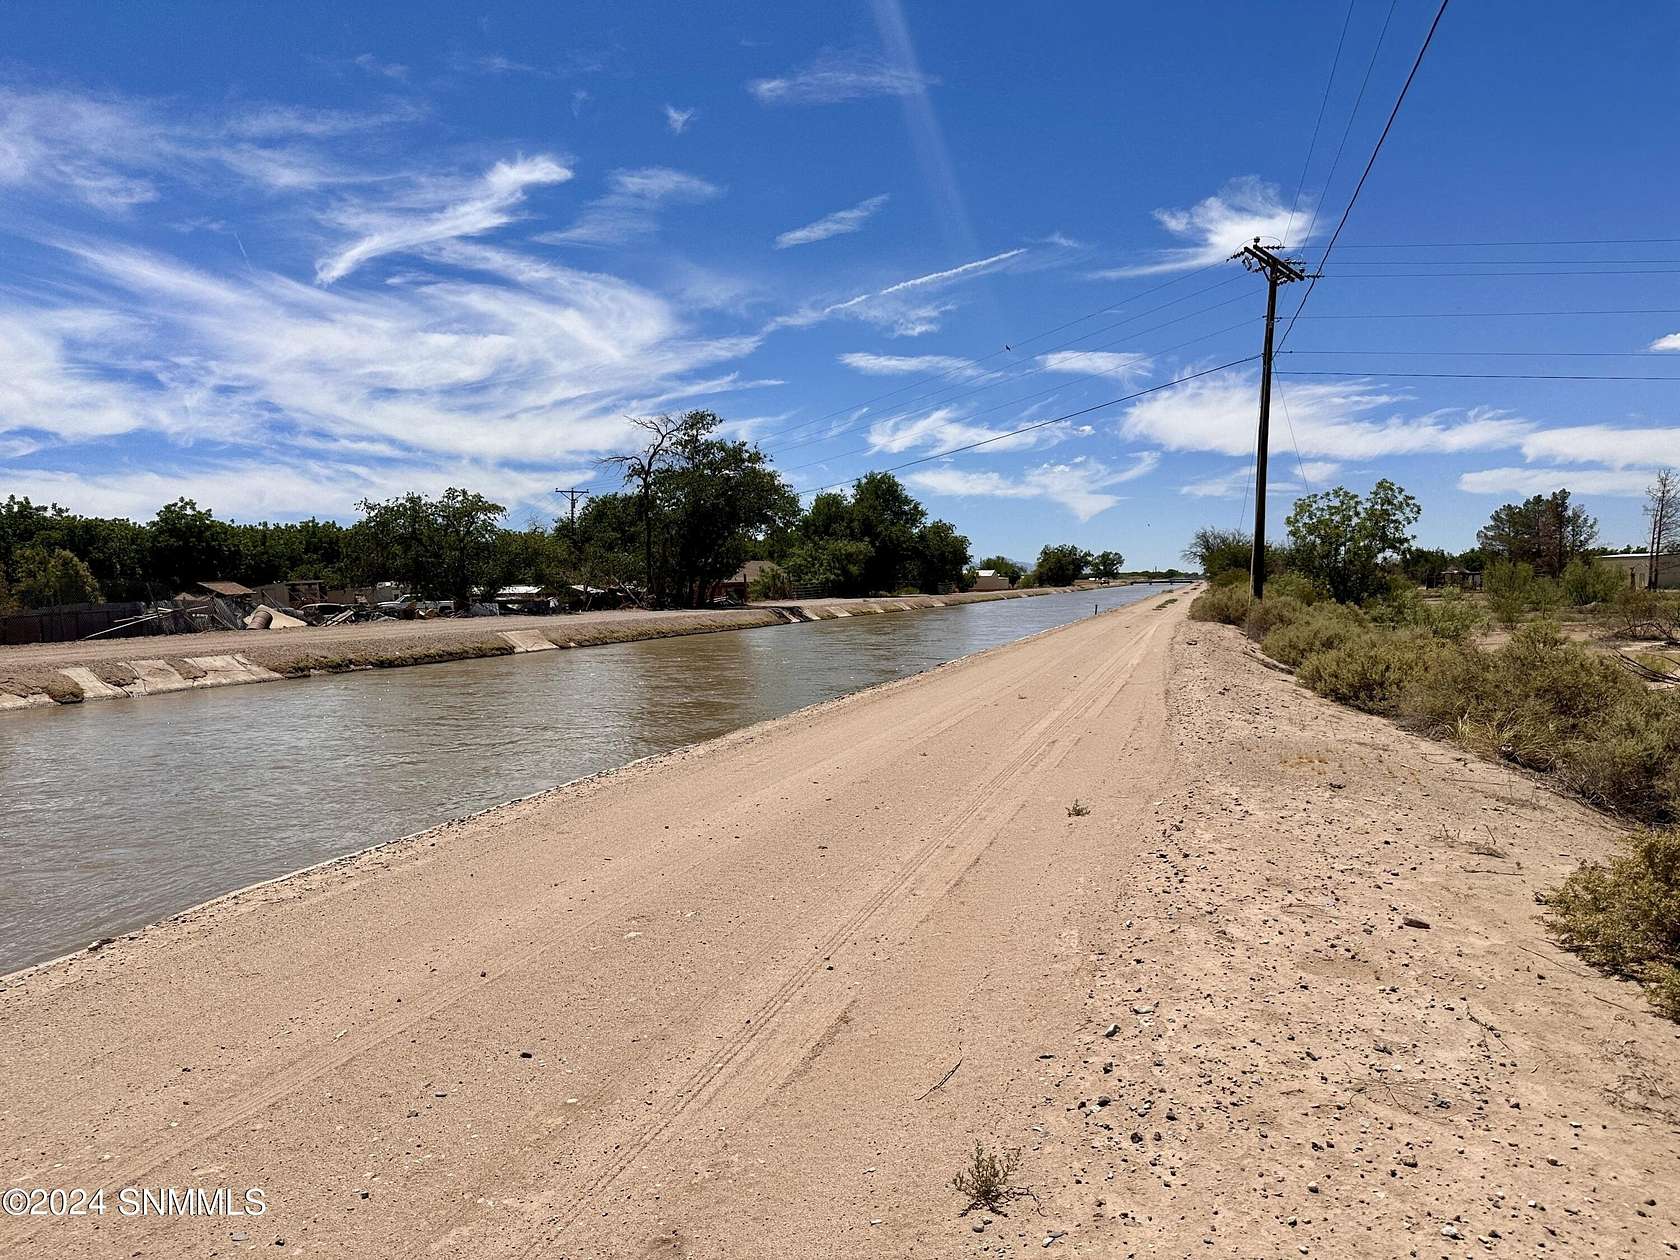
1233, 239, 1305, 600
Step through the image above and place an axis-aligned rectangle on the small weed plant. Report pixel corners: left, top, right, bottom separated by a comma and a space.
951, 1141, 1023, 1214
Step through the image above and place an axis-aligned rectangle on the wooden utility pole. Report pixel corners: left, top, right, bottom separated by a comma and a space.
1233, 240, 1306, 600
554, 487, 591, 530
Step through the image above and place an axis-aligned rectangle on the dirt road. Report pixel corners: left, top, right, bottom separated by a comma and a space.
1, 593, 1674, 1258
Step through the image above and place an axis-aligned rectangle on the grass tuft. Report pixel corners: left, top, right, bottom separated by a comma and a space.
1066, 800, 1091, 818
951, 1141, 1023, 1214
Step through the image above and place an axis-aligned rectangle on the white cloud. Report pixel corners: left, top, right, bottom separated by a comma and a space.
866, 407, 1058, 455
772, 247, 1026, 337
747, 51, 936, 105
1094, 177, 1301, 278
537, 166, 720, 247
1649, 332, 1680, 351
1457, 467, 1658, 497
838, 351, 981, 378
1121, 373, 1533, 460
774, 194, 890, 248
1037, 350, 1153, 381
352, 54, 410, 81
663, 104, 697, 134
907, 453, 1158, 520
1180, 460, 1341, 499
1516, 425, 1680, 469
316, 155, 573, 283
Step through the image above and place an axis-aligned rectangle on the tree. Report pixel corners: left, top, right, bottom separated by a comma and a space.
1181, 527, 1285, 579
602, 412, 687, 605
1033, 543, 1089, 587
849, 472, 927, 593
1646, 468, 1678, 587
147, 498, 239, 592
973, 555, 1025, 587
1477, 489, 1598, 578
912, 519, 971, 594
1089, 550, 1126, 580
351, 489, 505, 607
13, 546, 103, 608
1284, 479, 1420, 605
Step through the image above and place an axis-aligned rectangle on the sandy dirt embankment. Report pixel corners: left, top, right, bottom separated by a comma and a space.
0, 586, 1082, 713
0, 592, 1674, 1258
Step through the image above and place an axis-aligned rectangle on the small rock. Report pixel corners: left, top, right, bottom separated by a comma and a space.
1401, 916, 1431, 930
1307, 1182, 1320, 1194
518, 1051, 533, 1059
1442, 1225, 1462, 1239
1103, 1023, 1120, 1038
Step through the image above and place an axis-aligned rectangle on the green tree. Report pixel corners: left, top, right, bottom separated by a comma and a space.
13, 545, 103, 608
973, 555, 1025, 587
350, 489, 505, 607
1561, 556, 1623, 606
147, 498, 239, 592
1089, 549, 1126, 580
1477, 489, 1598, 578
1181, 527, 1283, 580
1033, 543, 1089, 587
1285, 479, 1421, 605
912, 519, 972, 594
849, 472, 927, 593
601, 412, 687, 605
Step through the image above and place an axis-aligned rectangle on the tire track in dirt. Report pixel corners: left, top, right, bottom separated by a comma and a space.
511, 615, 1166, 1257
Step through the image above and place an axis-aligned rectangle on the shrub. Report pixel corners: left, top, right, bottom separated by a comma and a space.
951, 1142, 1024, 1213
1546, 828, 1680, 1019
1600, 588, 1680, 642
1295, 628, 1436, 715
1188, 584, 1251, 626
1415, 587, 1486, 641
1559, 693, 1680, 819
1211, 568, 1249, 589
1562, 556, 1623, 606
747, 563, 792, 601
1264, 570, 1322, 603
1243, 595, 1306, 643
1485, 560, 1560, 626
1260, 601, 1369, 667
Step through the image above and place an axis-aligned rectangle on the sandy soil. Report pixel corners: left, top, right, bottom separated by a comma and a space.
0, 593, 1674, 1258
0, 587, 1080, 705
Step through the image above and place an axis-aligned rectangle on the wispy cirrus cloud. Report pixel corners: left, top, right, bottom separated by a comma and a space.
1515, 425, 1680, 469
838, 351, 982, 378
1457, 466, 1659, 497
315, 154, 573, 283
772, 247, 1027, 337
865, 405, 1086, 457
747, 50, 937, 105
351, 53, 410, 82
1180, 460, 1341, 499
1649, 332, 1680, 351
907, 452, 1158, 520
774, 193, 889, 249
1037, 350, 1153, 381
1121, 372, 1533, 460
663, 104, 696, 134
1094, 177, 1302, 278
536, 166, 720, 247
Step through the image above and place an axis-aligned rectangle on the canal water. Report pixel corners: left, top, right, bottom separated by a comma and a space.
0, 584, 1183, 972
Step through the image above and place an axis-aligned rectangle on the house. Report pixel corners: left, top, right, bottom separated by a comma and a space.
1594, 551, 1680, 591
710, 559, 782, 603
970, 569, 1012, 592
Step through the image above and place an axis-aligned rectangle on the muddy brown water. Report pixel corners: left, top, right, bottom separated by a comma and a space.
0, 584, 1183, 972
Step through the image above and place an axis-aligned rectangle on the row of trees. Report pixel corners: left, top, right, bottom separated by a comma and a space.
1, 410, 1140, 615
1187, 471, 1679, 602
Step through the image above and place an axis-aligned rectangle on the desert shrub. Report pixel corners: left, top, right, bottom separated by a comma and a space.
1295, 628, 1437, 715
1485, 560, 1561, 627
1559, 692, 1680, 819
1264, 570, 1322, 604
1188, 584, 1251, 626
1211, 567, 1249, 588
1562, 556, 1623, 606
951, 1142, 1023, 1213
1600, 587, 1680, 642
1546, 828, 1680, 1018
1415, 587, 1486, 641
1260, 601, 1369, 667
1243, 595, 1306, 643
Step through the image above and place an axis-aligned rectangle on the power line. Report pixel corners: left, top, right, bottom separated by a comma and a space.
1284, 0, 1358, 250
766, 286, 1259, 459
760, 261, 1229, 448
1321, 267, 1680, 278
1279, 0, 1455, 349
1291, 306, 1680, 319
1282, 347, 1678, 357
1334, 236, 1680, 248
1296, 0, 1402, 253
793, 356, 1258, 498
1279, 368, 1680, 382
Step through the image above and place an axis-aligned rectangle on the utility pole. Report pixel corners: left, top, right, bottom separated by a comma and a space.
1233, 239, 1306, 600
554, 487, 591, 530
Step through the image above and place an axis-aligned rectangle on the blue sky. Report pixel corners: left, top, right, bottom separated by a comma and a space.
1, 1, 1676, 567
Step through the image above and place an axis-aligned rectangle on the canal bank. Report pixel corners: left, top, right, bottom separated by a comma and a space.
4, 588, 1671, 1260
0, 584, 1129, 713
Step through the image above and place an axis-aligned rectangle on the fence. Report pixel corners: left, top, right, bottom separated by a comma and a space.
1, 602, 148, 645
